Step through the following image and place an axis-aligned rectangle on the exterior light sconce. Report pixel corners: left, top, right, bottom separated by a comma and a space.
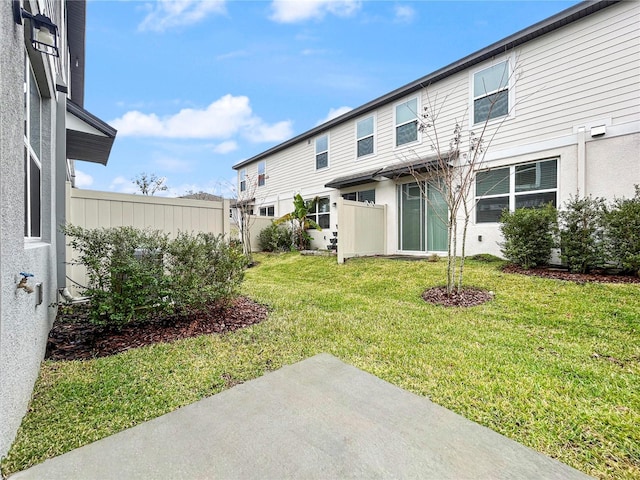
13, 0, 59, 57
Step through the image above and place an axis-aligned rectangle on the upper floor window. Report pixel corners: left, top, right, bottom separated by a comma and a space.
356, 116, 375, 158
239, 168, 246, 192
342, 189, 375, 203
257, 161, 266, 187
316, 134, 329, 170
24, 54, 41, 238
473, 60, 509, 124
475, 158, 557, 223
395, 97, 419, 147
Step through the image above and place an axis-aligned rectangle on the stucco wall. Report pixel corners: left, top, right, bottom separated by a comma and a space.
0, 1, 59, 459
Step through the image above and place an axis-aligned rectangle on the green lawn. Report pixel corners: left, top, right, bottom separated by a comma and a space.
2, 253, 639, 479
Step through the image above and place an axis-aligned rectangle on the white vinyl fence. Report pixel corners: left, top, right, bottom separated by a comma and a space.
336, 197, 387, 264
65, 183, 230, 294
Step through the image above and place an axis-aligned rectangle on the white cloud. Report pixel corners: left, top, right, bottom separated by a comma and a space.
138, 0, 226, 32
74, 170, 94, 188
269, 0, 361, 23
213, 140, 238, 154
244, 120, 294, 143
316, 106, 352, 125
154, 156, 193, 173
110, 94, 293, 143
394, 5, 415, 24
109, 176, 138, 194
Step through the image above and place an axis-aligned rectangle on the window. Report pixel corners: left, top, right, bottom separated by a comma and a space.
316, 135, 328, 170
307, 197, 330, 229
239, 168, 246, 192
475, 159, 558, 223
257, 161, 266, 187
395, 97, 419, 147
342, 189, 375, 203
356, 116, 375, 158
259, 206, 275, 217
473, 60, 509, 124
24, 54, 41, 238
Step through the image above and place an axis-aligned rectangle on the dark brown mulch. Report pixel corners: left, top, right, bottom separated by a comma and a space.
46, 296, 268, 361
422, 286, 494, 307
501, 264, 640, 284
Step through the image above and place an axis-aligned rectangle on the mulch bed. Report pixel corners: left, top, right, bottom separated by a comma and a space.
46, 297, 268, 361
502, 264, 640, 284
421, 264, 638, 307
422, 286, 494, 307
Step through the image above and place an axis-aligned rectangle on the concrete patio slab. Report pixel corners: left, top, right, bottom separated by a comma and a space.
12, 353, 592, 479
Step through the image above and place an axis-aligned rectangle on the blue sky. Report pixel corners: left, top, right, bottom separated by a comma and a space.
79, 0, 579, 197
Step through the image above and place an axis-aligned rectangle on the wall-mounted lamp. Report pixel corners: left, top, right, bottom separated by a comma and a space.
13, 0, 59, 57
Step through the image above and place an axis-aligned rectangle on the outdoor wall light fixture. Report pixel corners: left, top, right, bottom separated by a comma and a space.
13, 0, 59, 57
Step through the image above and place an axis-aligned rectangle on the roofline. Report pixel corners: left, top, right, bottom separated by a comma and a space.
67, 100, 117, 137
233, 0, 618, 171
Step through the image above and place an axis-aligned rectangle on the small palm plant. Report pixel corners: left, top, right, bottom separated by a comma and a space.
275, 193, 322, 250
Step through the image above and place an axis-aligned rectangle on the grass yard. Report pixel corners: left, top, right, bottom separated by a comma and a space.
2, 253, 639, 479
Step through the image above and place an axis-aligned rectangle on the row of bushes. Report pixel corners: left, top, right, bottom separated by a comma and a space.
63, 225, 248, 325
257, 223, 311, 252
499, 187, 640, 274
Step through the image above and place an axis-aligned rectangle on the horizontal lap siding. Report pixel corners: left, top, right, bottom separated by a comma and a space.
247, 2, 638, 203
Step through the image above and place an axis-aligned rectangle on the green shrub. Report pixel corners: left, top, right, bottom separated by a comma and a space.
257, 223, 292, 252
468, 253, 503, 263
166, 232, 248, 310
559, 195, 607, 273
499, 204, 557, 269
604, 186, 640, 276
63, 226, 248, 325
62, 225, 171, 325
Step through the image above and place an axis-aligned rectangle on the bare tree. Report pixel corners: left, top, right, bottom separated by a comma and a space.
405, 60, 522, 295
230, 172, 265, 262
132, 172, 168, 196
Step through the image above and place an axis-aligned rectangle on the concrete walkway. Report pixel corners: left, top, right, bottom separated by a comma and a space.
12, 354, 592, 479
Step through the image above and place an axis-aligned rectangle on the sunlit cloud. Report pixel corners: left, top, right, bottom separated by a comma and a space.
316, 106, 352, 125
394, 5, 415, 24
138, 0, 226, 32
109, 176, 138, 194
213, 140, 238, 154
74, 169, 94, 188
269, 0, 361, 23
110, 94, 293, 143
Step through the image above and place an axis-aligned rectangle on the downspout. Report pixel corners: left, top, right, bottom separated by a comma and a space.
576, 127, 586, 196
55, 82, 67, 289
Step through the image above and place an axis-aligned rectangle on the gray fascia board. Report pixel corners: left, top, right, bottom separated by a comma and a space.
66, 0, 86, 107
232, 0, 617, 171
67, 101, 117, 137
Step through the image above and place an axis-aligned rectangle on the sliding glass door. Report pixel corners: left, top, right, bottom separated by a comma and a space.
398, 182, 447, 252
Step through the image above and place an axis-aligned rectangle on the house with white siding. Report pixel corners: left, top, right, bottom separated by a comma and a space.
233, 0, 639, 259
0, 0, 116, 457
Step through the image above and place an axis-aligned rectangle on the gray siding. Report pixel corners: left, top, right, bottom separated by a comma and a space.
0, 1, 62, 458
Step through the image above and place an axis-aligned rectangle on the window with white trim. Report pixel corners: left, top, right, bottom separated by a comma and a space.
395, 97, 419, 147
342, 189, 375, 203
24, 53, 42, 238
473, 60, 510, 125
259, 206, 275, 217
307, 197, 330, 229
356, 116, 375, 158
257, 161, 266, 187
316, 135, 328, 170
239, 168, 246, 192
475, 158, 558, 223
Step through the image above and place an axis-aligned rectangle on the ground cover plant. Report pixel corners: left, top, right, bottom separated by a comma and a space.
2, 254, 638, 479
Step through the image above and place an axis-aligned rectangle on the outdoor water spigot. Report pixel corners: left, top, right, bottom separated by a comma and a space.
17, 273, 35, 294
